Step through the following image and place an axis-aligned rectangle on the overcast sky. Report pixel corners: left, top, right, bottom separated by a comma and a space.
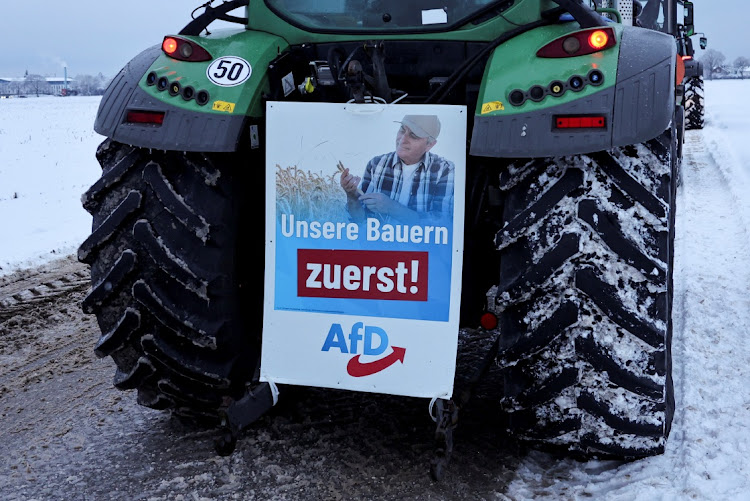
0, 0, 745, 79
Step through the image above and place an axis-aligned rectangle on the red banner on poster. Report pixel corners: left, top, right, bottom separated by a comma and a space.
297, 249, 428, 301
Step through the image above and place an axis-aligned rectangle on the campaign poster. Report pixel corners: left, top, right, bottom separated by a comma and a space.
261, 101, 466, 399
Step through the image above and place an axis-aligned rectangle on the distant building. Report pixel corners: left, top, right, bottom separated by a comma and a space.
45, 76, 75, 95
0, 77, 22, 95
0, 76, 76, 96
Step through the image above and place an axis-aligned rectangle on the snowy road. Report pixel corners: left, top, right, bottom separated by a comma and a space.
1, 81, 749, 499
670, 130, 750, 500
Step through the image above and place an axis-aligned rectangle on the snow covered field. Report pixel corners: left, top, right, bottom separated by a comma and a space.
0, 96, 104, 275
1, 80, 749, 499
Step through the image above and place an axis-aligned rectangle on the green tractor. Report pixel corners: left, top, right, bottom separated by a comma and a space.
80, 0, 689, 475
678, 2, 707, 130
634, 0, 706, 130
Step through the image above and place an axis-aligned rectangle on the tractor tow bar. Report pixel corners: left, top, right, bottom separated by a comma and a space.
214, 382, 276, 456
429, 398, 459, 481
429, 329, 502, 481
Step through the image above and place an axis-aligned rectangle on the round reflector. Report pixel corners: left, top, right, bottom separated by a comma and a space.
562, 36, 581, 55
588, 30, 609, 50
179, 43, 194, 59
480, 312, 498, 330
162, 37, 178, 55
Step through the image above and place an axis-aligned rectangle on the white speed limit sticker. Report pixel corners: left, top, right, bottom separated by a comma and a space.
206, 57, 252, 87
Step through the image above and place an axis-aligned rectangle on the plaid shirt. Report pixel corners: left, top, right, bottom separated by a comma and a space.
359, 150, 455, 222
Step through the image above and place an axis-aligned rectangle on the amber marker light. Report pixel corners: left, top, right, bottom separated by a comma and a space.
588, 30, 609, 50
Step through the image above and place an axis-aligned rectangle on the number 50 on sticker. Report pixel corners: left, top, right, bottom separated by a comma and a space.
206, 56, 252, 87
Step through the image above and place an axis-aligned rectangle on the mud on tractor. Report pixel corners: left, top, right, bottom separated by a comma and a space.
80, 0, 695, 477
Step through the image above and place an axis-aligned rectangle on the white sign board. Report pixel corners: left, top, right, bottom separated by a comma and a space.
261, 101, 466, 399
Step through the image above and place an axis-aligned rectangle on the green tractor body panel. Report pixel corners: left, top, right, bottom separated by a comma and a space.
95, 0, 676, 157
472, 22, 675, 157
95, 30, 288, 151
142, 30, 289, 118
474, 23, 622, 117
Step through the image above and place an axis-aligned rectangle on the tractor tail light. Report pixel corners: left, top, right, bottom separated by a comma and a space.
161, 36, 212, 62
480, 312, 498, 330
555, 115, 606, 129
125, 110, 166, 125
162, 37, 178, 55
588, 30, 610, 50
537, 27, 617, 58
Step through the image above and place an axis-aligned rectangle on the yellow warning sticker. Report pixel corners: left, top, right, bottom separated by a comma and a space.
481, 101, 505, 114
212, 100, 236, 113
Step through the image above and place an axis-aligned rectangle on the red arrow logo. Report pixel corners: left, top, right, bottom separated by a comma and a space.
346, 347, 406, 377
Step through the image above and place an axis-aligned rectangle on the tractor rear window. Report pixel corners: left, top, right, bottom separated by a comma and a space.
265, 0, 498, 31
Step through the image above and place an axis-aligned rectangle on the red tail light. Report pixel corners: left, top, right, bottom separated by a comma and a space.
480, 312, 498, 330
162, 37, 178, 55
161, 36, 212, 62
555, 115, 606, 129
537, 27, 617, 58
588, 30, 609, 50
125, 110, 165, 125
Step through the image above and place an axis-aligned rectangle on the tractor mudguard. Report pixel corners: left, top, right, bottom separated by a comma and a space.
94, 45, 162, 140
94, 31, 288, 152
683, 58, 703, 79
470, 25, 676, 158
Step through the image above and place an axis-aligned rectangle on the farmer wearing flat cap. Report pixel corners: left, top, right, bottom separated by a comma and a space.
340, 114, 455, 224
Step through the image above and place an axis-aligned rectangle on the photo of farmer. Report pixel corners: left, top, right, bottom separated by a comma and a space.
339, 114, 455, 224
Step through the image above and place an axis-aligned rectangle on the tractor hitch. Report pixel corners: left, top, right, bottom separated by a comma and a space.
429, 328, 502, 481
214, 382, 276, 456
430, 398, 460, 481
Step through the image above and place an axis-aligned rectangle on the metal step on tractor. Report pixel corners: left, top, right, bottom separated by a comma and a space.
80, 0, 696, 478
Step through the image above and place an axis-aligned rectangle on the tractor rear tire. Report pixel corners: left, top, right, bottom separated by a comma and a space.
684, 75, 705, 130
491, 123, 677, 458
79, 139, 260, 424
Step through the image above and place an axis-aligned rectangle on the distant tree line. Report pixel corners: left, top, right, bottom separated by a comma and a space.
73, 73, 111, 95
0, 71, 111, 96
700, 49, 750, 80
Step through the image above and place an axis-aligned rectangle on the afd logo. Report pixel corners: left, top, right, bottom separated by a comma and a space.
321, 322, 406, 377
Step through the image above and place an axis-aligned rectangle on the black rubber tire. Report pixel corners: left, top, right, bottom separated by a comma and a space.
675, 105, 685, 187
78, 139, 261, 424
684, 75, 705, 130
490, 123, 677, 458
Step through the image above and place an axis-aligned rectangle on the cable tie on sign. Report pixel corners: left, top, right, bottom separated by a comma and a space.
428, 397, 439, 423
389, 93, 408, 105
344, 95, 387, 114
343, 93, 407, 114
267, 379, 280, 406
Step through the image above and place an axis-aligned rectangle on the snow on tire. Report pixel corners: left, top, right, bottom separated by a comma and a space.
78, 139, 260, 424
489, 125, 677, 458
684, 75, 705, 130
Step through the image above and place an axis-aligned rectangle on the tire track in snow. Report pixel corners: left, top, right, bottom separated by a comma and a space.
671, 130, 750, 499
